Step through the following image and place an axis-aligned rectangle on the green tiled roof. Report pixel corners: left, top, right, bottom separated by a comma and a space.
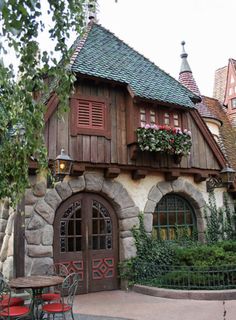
70, 23, 200, 108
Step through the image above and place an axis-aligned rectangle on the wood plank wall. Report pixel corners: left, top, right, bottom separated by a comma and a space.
45, 80, 220, 171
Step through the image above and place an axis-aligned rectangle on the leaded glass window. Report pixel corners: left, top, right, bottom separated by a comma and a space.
60, 201, 82, 252
152, 194, 196, 240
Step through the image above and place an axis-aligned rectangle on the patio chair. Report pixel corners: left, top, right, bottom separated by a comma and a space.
0, 273, 24, 308
0, 280, 30, 319
41, 263, 69, 303
41, 272, 79, 320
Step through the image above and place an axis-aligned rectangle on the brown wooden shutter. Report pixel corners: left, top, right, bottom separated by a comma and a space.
77, 100, 105, 130
70, 96, 110, 138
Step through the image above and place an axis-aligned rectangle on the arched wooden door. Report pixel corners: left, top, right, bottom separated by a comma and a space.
53, 193, 119, 294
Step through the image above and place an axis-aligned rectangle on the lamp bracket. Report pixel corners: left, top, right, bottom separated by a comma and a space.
206, 176, 224, 193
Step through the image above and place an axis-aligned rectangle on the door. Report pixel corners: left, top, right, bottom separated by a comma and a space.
53, 193, 118, 294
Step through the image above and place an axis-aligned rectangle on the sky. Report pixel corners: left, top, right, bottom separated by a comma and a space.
96, 0, 236, 97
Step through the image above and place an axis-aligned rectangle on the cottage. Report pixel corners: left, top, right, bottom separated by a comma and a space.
0, 18, 235, 294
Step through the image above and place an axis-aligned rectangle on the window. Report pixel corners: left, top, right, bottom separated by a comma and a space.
70, 96, 110, 138
139, 108, 157, 126
139, 108, 181, 128
152, 194, 196, 240
231, 98, 236, 109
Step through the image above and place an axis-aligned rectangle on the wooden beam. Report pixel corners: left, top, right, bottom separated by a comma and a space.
194, 173, 209, 183
105, 167, 121, 179
71, 163, 85, 176
165, 170, 180, 181
132, 169, 147, 180
14, 198, 25, 278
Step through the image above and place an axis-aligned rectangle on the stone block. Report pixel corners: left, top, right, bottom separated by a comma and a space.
69, 176, 85, 193
33, 180, 47, 197
28, 245, 53, 258
0, 235, 10, 262
25, 189, 39, 205
34, 199, 55, 224
25, 230, 42, 245
31, 257, 53, 275
44, 189, 62, 210
7, 234, 13, 257
5, 213, 16, 235
144, 213, 153, 233
26, 213, 46, 230
42, 225, 53, 245
119, 206, 139, 219
0, 220, 7, 232
119, 217, 139, 231
120, 237, 137, 260
148, 186, 162, 202
144, 200, 156, 214
24, 205, 34, 218
120, 231, 133, 238
114, 188, 135, 210
84, 172, 103, 192
157, 181, 173, 195
2, 256, 13, 279
55, 182, 73, 200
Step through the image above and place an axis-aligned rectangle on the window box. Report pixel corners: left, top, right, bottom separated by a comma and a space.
134, 124, 192, 160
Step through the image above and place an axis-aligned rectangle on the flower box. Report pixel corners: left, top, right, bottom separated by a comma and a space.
136, 124, 192, 159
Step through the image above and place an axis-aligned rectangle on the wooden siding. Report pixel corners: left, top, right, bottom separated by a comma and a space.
45, 80, 221, 171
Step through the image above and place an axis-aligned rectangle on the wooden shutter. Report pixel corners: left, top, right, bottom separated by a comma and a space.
70, 96, 110, 138
77, 100, 105, 130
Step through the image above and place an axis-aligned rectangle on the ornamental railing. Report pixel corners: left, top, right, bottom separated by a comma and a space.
133, 263, 236, 290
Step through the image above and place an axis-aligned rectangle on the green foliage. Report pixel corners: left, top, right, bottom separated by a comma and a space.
204, 192, 236, 243
0, 0, 96, 205
136, 124, 192, 156
119, 214, 175, 284
173, 242, 236, 267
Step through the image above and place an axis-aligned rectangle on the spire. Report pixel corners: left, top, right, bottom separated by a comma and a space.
178, 41, 201, 96
180, 41, 192, 73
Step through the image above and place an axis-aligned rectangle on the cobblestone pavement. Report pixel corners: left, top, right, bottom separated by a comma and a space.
73, 290, 236, 320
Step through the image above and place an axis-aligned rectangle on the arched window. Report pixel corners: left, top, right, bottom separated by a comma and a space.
152, 194, 196, 240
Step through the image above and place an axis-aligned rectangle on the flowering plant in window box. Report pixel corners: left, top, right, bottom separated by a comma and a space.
136, 124, 192, 157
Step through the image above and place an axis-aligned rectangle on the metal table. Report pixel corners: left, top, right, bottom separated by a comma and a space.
9, 275, 64, 320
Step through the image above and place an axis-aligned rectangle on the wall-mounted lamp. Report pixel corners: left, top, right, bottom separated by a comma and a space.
54, 149, 73, 180
206, 165, 236, 192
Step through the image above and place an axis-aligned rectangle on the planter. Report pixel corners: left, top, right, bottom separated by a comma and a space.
173, 154, 183, 164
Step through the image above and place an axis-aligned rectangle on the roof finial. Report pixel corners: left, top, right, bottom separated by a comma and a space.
179, 40, 191, 73
180, 41, 188, 59
88, 2, 97, 22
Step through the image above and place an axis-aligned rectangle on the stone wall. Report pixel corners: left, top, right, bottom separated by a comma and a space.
0, 170, 227, 279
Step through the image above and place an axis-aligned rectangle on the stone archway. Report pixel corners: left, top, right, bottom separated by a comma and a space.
143, 178, 206, 240
24, 172, 139, 276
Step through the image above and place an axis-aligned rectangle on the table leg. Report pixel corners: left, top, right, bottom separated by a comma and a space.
30, 288, 44, 320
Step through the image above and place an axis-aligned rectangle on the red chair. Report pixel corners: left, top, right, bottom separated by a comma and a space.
41, 263, 69, 303
0, 273, 24, 308
0, 280, 30, 319
42, 272, 79, 320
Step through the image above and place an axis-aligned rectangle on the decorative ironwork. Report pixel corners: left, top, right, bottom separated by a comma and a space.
206, 166, 236, 192
206, 176, 224, 192
92, 258, 114, 280
92, 200, 113, 250
60, 201, 82, 252
133, 263, 236, 290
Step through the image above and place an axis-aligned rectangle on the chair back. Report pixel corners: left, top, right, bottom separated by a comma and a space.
0, 280, 12, 313
61, 273, 79, 308
46, 263, 69, 277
